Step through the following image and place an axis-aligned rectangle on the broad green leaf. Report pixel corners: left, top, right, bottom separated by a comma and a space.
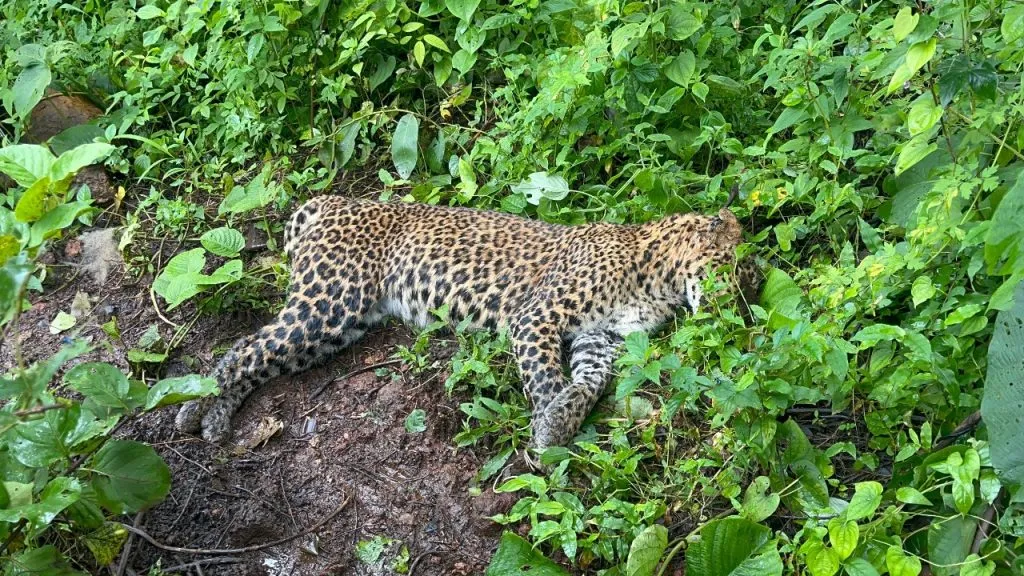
741, 476, 780, 523
14, 176, 51, 223
852, 324, 905, 348
845, 482, 883, 521
686, 517, 782, 576
805, 542, 840, 576
511, 171, 570, 205
13, 64, 50, 119
414, 41, 426, 66
10, 405, 103, 468
981, 279, 1024, 487
985, 173, 1024, 274
391, 113, 419, 179
907, 96, 942, 136
892, 8, 919, 42
152, 248, 206, 308
895, 486, 932, 506
199, 227, 245, 257
844, 558, 881, 576
1002, 6, 1024, 43
4, 545, 85, 576
769, 107, 810, 136
485, 531, 568, 576
0, 476, 81, 535
759, 268, 804, 329
887, 39, 936, 94
30, 200, 93, 247
82, 522, 129, 566
217, 164, 278, 215
665, 51, 696, 87
145, 374, 218, 410
63, 362, 131, 409
626, 524, 668, 576
50, 143, 115, 183
895, 133, 937, 176
89, 440, 171, 514
666, 4, 703, 40
927, 514, 976, 576
337, 121, 362, 167
911, 275, 935, 306
827, 518, 859, 560
958, 555, 995, 576
885, 546, 922, 576
0, 144, 55, 187
445, 0, 480, 21
246, 33, 265, 63
137, 5, 165, 19
49, 310, 76, 334
404, 408, 427, 433
422, 33, 450, 52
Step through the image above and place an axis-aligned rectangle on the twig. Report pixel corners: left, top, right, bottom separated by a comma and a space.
13, 403, 67, 417
120, 492, 351, 555
934, 410, 982, 450
158, 558, 243, 573
408, 549, 441, 576
971, 501, 998, 555
310, 360, 403, 399
114, 512, 145, 576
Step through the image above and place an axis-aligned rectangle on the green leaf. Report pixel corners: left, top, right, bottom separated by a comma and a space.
845, 482, 883, 521
89, 440, 171, 514
844, 558, 880, 576
885, 546, 922, 576
665, 51, 696, 87
0, 144, 55, 188
892, 8, 919, 42
199, 227, 245, 257
63, 362, 131, 409
805, 542, 840, 576
49, 310, 76, 334
0, 476, 81, 536
404, 408, 427, 433
911, 275, 936, 306
981, 279, 1024, 487
50, 143, 115, 183
626, 524, 668, 576
422, 33, 450, 53
937, 55, 997, 106
14, 176, 51, 223
445, 0, 480, 21
927, 514, 976, 576
217, 164, 278, 215
887, 39, 936, 94
82, 522, 130, 566
686, 517, 782, 576
985, 173, 1024, 274
13, 64, 50, 119
30, 200, 93, 247
740, 476, 780, 523
692, 81, 709, 102
769, 107, 810, 136
895, 133, 937, 176
145, 374, 218, 410
152, 248, 206, 308
10, 405, 103, 468
485, 531, 568, 576
246, 33, 265, 63
511, 171, 570, 205
895, 486, 932, 506
391, 113, 420, 180
907, 95, 942, 137
137, 5, 165, 19
4, 545, 85, 576
827, 518, 859, 560
1002, 6, 1024, 43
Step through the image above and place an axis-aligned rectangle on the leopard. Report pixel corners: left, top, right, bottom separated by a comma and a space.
175, 196, 762, 454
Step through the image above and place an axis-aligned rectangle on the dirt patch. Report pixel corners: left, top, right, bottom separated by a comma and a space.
4, 229, 518, 575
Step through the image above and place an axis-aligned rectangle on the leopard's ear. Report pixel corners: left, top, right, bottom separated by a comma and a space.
710, 208, 742, 243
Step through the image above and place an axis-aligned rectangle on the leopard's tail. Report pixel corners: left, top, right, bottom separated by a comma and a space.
283, 197, 328, 260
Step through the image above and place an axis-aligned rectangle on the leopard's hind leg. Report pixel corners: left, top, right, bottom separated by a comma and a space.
176, 241, 383, 443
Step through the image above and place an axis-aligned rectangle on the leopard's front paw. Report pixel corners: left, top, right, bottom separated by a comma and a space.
174, 400, 206, 434
200, 405, 233, 444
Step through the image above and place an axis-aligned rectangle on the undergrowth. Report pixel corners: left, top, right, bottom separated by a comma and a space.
3, 0, 1024, 574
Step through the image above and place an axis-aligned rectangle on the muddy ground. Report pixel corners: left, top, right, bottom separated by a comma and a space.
4, 224, 524, 575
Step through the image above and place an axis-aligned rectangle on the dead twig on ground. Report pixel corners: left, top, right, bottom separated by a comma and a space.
120, 492, 351, 555
159, 558, 243, 573
310, 359, 403, 399
114, 512, 145, 576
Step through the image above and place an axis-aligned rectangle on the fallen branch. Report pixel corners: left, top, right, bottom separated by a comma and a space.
120, 492, 351, 555
310, 359, 403, 399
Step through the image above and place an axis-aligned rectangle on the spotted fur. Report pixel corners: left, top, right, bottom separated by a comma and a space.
175, 197, 761, 449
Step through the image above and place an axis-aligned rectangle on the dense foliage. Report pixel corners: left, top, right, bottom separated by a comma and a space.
3, 0, 1024, 574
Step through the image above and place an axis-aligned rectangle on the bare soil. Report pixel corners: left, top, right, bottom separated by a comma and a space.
4, 227, 520, 575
